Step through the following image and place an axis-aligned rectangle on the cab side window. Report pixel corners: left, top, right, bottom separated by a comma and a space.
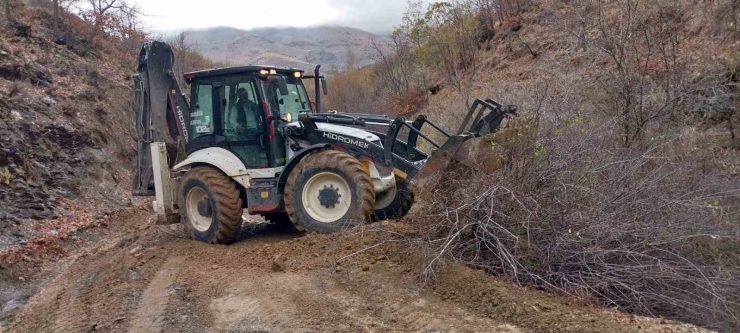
219, 77, 268, 168
189, 83, 214, 140
222, 81, 263, 135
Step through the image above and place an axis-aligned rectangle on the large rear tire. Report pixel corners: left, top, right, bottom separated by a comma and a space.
371, 176, 414, 221
284, 150, 375, 234
179, 166, 243, 244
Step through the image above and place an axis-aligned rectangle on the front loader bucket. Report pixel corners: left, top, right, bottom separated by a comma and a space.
408, 135, 471, 201
408, 99, 525, 201
453, 116, 538, 174
299, 98, 524, 203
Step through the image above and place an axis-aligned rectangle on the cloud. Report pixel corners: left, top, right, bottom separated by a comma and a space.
138, 0, 433, 35
325, 0, 411, 34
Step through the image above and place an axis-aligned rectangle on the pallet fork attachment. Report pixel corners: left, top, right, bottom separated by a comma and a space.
300, 98, 517, 201
409, 99, 518, 200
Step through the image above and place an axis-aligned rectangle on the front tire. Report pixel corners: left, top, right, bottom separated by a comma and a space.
179, 167, 243, 244
371, 176, 414, 221
284, 150, 375, 234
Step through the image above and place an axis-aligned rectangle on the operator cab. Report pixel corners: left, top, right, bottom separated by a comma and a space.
182, 66, 312, 169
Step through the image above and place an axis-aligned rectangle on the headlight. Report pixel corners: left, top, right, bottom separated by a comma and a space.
269, 69, 277, 75
259, 69, 269, 75
293, 72, 302, 78
281, 113, 293, 122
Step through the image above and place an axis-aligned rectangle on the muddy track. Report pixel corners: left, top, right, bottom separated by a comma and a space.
128, 256, 185, 332
5, 216, 711, 333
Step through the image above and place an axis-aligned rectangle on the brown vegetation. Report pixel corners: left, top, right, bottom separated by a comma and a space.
326, 0, 740, 331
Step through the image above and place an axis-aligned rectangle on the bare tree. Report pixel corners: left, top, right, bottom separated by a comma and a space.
344, 48, 358, 70
370, 35, 414, 97
52, 0, 77, 37
475, 0, 499, 30
567, 0, 698, 148
108, 2, 145, 55
395, 0, 431, 90
53, 0, 61, 37
558, 0, 595, 52
79, 0, 139, 55
424, 1, 480, 114
168, 31, 194, 87
166, 32, 226, 90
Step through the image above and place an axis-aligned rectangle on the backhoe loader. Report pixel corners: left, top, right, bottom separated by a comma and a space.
132, 41, 518, 244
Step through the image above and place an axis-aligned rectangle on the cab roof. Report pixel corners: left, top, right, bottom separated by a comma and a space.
183, 65, 304, 84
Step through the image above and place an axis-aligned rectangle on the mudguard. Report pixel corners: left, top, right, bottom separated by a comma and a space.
173, 147, 248, 177
277, 144, 330, 190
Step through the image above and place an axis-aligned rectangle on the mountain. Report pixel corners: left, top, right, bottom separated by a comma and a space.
183, 26, 392, 70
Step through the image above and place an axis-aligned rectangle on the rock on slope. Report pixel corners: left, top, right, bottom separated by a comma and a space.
183, 26, 392, 69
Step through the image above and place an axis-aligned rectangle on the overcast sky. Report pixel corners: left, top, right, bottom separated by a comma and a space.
136, 0, 426, 35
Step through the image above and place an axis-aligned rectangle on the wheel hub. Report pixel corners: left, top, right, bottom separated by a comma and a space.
318, 185, 341, 208
186, 187, 213, 232
301, 172, 352, 223
197, 198, 212, 217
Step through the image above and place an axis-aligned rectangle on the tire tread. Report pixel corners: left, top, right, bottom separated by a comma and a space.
284, 150, 374, 233
180, 166, 243, 244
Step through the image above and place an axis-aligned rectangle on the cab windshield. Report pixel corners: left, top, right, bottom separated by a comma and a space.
259, 76, 311, 121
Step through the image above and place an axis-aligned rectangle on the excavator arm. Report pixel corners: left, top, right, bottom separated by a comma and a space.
132, 41, 190, 197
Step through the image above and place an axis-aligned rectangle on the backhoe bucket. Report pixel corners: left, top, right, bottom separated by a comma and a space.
131, 41, 192, 225
132, 41, 190, 197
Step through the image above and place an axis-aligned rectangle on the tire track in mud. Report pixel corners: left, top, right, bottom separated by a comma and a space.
209, 294, 273, 332
8, 253, 109, 333
49, 269, 104, 333
127, 256, 185, 332
207, 273, 328, 333
6, 236, 136, 333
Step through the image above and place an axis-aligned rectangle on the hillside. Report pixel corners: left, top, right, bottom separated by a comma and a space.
322, 0, 740, 331
183, 26, 392, 69
0, 10, 136, 250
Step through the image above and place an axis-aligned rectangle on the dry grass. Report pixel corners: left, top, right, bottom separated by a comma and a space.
7, 80, 29, 99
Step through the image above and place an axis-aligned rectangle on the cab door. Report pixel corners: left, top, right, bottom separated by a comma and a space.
256, 76, 312, 168
218, 75, 270, 169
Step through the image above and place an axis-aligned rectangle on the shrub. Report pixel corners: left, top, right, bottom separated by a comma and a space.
323, 67, 385, 114
388, 90, 427, 116
79, 86, 101, 101
8, 80, 29, 99
411, 111, 740, 331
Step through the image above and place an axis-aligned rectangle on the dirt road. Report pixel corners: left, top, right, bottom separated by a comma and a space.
3, 208, 711, 333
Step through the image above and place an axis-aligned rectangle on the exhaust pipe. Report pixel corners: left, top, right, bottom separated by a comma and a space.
314, 65, 321, 113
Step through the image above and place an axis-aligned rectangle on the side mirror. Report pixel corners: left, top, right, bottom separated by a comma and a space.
276, 77, 289, 96
321, 78, 328, 95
